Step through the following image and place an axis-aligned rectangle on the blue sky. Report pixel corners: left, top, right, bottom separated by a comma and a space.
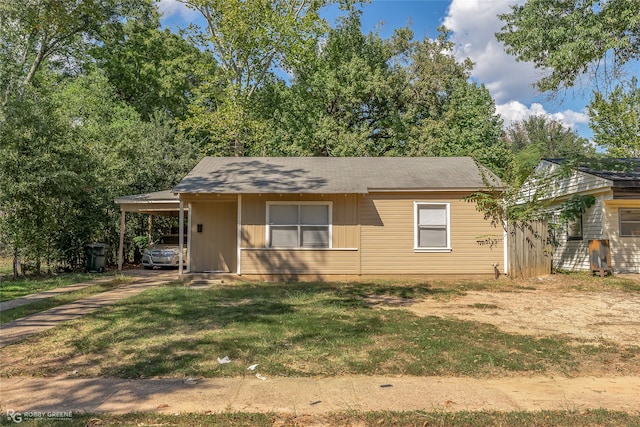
157, 0, 611, 140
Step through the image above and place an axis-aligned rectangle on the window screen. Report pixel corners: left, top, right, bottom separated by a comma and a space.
416, 204, 448, 248
268, 204, 330, 248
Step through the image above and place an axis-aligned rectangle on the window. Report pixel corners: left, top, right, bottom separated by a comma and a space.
415, 202, 450, 251
267, 203, 331, 248
566, 216, 583, 240
620, 209, 640, 236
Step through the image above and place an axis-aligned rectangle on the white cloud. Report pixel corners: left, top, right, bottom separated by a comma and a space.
496, 101, 589, 130
444, 0, 590, 133
156, 0, 199, 22
443, 0, 540, 104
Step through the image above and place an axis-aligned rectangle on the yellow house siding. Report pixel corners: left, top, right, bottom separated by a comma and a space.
189, 200, 237, 273
603, 200, 640, 273
240, 194, 359, 249
241, 249, 358, 275
360, 192, 503, 275
239, 194, 359, 274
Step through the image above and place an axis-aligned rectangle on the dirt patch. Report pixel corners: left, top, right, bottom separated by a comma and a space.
367, 277, 640, 347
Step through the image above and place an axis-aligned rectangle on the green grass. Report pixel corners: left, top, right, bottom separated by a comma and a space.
0, 272, 105, 302
2, 280, 637, 379
1, 409, 637, 426
0, 278, 131, 324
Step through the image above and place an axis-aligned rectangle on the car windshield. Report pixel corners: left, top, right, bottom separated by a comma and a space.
157, 235, 186, 245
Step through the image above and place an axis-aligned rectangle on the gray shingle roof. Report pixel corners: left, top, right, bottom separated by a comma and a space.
172, 157, 501, 194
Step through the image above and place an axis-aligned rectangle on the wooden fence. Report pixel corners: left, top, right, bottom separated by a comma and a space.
507, 220, 552, 279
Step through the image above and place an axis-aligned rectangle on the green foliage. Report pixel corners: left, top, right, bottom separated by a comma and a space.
557, 195, 597, 224
588, 77, 640, 156
502, 116, 594, 187
253, 16, 507, 173
92, 12, 217, 120
497, 0, 640, 92
181, 0, 360, 155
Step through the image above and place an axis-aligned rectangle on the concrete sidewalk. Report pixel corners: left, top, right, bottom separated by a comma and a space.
0, 273, 177, 348
0, 277, 119, 311
1, 375, 639, 415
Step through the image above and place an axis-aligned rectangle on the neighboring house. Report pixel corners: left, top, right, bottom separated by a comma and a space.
167, 157, 505, 277
524, 158, 640, 273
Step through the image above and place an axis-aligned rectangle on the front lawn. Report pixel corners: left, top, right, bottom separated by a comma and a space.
0, 272, 104, 302
1, 280, 638, 379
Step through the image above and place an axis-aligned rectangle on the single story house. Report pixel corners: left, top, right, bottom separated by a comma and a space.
164, 156, 506, 278
523, 158, 640, 273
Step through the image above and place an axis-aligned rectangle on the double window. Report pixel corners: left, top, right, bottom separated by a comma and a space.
414, 202, 450, 251
620, 209, 640, 236
267, 202, 331, 248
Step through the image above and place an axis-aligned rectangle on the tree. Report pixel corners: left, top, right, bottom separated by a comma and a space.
496, 0, 640, 92
92, 11, 217, 120
255, 16, 508, 174
257, 11, 409, 157
0, 0, 150, 107
501, 115, 594, 187
179, 0, 359, 155
588, 77, 640, 156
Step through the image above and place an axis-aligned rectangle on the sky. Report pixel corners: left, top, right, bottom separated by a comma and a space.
156, 0, 601, 140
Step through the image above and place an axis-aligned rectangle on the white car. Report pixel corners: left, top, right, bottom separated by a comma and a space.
141, 235, 187, 269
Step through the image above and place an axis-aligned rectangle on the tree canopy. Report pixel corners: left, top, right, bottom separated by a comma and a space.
588, 77, 640, 156
0, 0, 545, 274
496, 0, 640, 92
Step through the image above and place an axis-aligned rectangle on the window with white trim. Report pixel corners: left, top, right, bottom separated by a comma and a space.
267, 202, 331, 248
620, 209, 640, 236
414, 202, 450, 251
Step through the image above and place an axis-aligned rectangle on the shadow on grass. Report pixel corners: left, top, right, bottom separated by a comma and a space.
43, 281, 587, 379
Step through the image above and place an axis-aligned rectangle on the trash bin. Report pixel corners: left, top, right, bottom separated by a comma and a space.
84, 243, 109, 273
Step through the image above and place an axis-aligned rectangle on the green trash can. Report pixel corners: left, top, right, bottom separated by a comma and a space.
84, 243, 109, 273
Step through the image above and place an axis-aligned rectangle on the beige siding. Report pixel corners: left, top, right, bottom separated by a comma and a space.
240, 194, 359, 274
241, 249, 358, 275
189, 200, 237, 273
553, 193, 608, 271
360, 192, 504, 275
240, 194, 359, 249
603, 200, 640, 273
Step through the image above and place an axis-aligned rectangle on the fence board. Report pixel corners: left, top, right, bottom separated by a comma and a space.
508, 220, 552, 279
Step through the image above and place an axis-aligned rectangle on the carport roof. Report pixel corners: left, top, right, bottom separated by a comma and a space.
114, 190, 183, 215
172, 157, 502, 194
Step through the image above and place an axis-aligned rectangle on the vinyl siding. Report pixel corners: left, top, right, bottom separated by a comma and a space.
360, 192, 503, 275
553, 194, 607, 271
186, 192, 504, 276
188, 200, 237, 273
603, 200, 640, 273
240, 194, 359, 274
521, 160, 612, 201
241, 249, 358, 275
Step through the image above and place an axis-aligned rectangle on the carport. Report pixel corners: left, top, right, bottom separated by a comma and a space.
114, 190, 188, 273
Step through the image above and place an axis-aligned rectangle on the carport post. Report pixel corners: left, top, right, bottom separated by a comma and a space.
118, 210, 125, 272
